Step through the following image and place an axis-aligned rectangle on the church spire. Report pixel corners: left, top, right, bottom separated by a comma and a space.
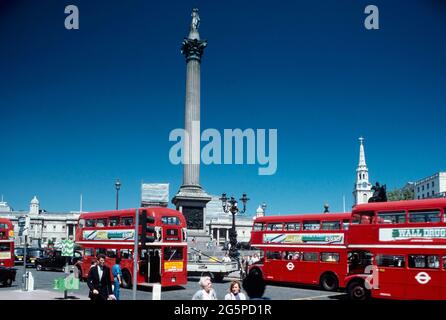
358, 137, 366, 167
353, 137, 373, 205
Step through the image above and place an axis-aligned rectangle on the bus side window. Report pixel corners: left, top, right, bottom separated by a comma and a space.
96, 219, 107, 227
106, 249, 117, 259
120, 249, 133, 260
109, 217, 120, 227
443, 256, 446, 270
84, 248, 94, 257
121, 217, 134, 226
96, 248, 106, 256
266, 251, 281, 260
86, 219, 95, 227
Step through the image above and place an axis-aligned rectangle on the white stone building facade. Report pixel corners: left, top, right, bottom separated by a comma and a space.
0, 196, 79, 248
414, 172, 446, 199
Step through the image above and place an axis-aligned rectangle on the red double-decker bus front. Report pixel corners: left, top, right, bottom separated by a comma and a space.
250, 212, 351, 291
0, 218, 14, 268
75, 207, 187, 288
345, 198, 446, 300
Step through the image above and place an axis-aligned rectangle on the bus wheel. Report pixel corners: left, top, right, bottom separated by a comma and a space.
347, 281, 370, 300
249, 268, 262, 279
320, 273, 339, 291
3, 278, 12, 287
121, 270, 132, 289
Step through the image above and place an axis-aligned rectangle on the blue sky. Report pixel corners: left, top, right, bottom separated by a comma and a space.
1, 0, 445, 215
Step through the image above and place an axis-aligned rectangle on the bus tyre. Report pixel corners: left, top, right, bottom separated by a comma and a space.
121, 270, 132, 289
3, 278, 12, 287
347, 281, 370, 300
320, 273, 339, 291
249, 268, 262, 279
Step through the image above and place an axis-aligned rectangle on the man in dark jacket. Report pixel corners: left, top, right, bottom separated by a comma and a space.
87, 254, 115, 301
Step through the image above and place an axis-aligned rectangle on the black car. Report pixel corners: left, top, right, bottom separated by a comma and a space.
0, 266, 16, 287
14, 247, 45, 267
35, 249, 82, 271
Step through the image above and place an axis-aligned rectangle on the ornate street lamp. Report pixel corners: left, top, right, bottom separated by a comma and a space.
115, 179, 121, 210
220, 193, 249, 260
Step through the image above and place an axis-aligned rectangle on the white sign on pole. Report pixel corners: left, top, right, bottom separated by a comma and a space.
152, 283, 161, 300
141, 183, 169, 206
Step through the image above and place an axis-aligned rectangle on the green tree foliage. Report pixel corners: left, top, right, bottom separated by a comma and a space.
387, 186, 414, 201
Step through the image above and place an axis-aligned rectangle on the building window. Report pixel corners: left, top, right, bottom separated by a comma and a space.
53, 225, 56, 230
62, 226, 66, 229
417, 187, 420, 192
422, 186, 425, 191
427, 184, 430, 190
432, 181, 435, 187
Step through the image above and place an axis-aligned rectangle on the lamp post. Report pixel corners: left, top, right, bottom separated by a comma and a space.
115, 179, 121, 210
220, 193, 249, 260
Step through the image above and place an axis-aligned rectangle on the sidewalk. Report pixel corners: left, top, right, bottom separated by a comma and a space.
0, 289, 89, 300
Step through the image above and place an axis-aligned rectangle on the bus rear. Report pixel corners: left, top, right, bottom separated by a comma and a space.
75, 207, 187, 288
0, 218, 15, 267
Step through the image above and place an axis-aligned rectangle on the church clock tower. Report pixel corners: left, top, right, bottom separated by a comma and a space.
353, 137, 373, 205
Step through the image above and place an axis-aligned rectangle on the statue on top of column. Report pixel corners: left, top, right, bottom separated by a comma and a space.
191, 8, 200, 32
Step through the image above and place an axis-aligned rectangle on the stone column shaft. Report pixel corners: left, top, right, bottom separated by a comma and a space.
183, 59, 201, 187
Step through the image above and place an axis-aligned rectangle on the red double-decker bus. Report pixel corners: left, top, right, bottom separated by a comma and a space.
75, 207, 187, 288
345, 198, 446, 300
0, 218, 14, 267
249, 212, 352, 291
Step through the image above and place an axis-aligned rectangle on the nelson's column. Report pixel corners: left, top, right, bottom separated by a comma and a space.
172, 8, 211, 238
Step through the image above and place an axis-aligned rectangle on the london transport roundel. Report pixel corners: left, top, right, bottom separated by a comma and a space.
415, 272, 431, 285
286, 262, 295, 271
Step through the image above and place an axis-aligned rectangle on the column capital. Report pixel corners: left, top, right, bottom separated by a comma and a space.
181, 38, 207, 62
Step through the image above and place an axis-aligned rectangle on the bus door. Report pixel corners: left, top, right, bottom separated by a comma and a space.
406, 254, 441, 300
374, 254, 406, 299
442, 256, 446, 300
139, 248, 161, 283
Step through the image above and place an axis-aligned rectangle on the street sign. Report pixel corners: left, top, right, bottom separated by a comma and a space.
61, 239, 74, 257
54, 274, 80, 291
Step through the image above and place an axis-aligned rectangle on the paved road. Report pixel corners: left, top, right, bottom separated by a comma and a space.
0, 267, 347, 300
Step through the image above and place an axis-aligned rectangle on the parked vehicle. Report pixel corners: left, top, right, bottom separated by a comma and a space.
14, 247, 45, 267
0, 266, 16, 287
35, 249, 82, 271
187, 249, 239, 282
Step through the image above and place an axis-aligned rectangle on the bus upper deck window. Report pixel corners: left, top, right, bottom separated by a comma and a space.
96, 219, 107, 227
121, 217, 134, 226
303, 220, 320, 231
409, 210, 441, 223
321, 221, 340, 230
109, 217, 120, 227
377, 211, 406, 224
86, 219, 95, 227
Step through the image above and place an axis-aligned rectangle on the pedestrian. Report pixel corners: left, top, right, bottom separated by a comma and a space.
242, 272, 269, 300
222, 252, 231, 262
225, 280, 247, 300
87, 254, 115, 301
192, 276, 218, 300
112, 257, 122, 301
